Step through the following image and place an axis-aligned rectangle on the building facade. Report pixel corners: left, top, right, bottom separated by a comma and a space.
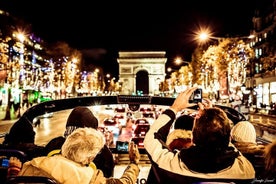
247, 0, 276, 109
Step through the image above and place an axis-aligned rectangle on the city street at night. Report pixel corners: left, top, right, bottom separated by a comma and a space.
0, 0, 276, 183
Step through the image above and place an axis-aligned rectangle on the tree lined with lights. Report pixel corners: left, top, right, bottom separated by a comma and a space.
195, 38, 254, 98
46, 42, 82, 98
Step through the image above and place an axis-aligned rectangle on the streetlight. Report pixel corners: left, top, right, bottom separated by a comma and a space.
197, 30, 255, 43
173, 57, 189, 66
167, 67, 173, 73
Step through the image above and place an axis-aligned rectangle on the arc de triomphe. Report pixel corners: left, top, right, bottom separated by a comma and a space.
117, 51, 167, 95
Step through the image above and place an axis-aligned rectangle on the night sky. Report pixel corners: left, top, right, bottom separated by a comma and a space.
0, 0, 258, 78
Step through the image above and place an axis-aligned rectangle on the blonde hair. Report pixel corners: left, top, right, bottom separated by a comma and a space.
61, 127, 105, 166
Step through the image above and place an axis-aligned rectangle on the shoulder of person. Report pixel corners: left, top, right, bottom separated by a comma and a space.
44, 136, 65, 153
89, 169, 105, 184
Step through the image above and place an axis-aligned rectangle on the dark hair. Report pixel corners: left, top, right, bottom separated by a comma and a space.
193, 107, 231, 150
174, 114, 194, 130
3, 116, 35, 144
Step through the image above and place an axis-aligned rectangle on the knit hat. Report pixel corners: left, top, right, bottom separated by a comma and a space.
64, 106, 98, 137
174, 114, 194, 130
231, 121, 256, 143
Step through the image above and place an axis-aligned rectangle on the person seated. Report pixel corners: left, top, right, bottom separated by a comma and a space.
0, 156, 22, 183
166, 114, 194, 151
1, 115, 46, 160
44, 106, 115, 177
146, 114, 194, 184
230, 120, 266, 178
144, 87, 255, 184
19, 127, 140, 184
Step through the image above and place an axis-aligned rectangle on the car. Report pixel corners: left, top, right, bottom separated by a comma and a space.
142, 111, 154, 118
139, 107, 152, 112
131, 136, 145, 148
134, 124, 150, 136
103, 117, 117, 126
2, 95, 273, 183
134, 118, 149, 125
98, 126, 114, 147
113, 114, 125, 125
114, 106, 126, 113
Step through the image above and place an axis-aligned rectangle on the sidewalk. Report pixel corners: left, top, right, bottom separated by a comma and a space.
0, 107, 27, 131
249, 108, 276, 119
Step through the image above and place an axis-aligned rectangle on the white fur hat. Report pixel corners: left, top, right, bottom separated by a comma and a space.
166, 129, 192, 146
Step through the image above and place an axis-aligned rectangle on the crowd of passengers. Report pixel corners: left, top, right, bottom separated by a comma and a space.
0, 87, 276, 184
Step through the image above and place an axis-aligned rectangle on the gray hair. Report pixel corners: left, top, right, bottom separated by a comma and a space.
61, 127, 105, 166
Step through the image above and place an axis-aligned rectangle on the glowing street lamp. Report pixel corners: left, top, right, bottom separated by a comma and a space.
17, 33, 25, 42
197, 30, 255, 43
197, 32, 209, 41
16, 32, 25, 65
167, 67, 173, 73
174, 57, 183, 65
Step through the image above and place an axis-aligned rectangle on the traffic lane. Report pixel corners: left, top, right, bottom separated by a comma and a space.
33, 109, 70, 146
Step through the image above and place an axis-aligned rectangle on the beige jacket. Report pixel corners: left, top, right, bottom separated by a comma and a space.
19, 155, 140, 184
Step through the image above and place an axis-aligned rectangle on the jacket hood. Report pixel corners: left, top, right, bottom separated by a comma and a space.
66, 106, 98, 128
64, 106, 98, 138
28, 155, 94, 184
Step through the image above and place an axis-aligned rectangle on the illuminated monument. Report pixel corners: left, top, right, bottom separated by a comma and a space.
117, 51, 167, 95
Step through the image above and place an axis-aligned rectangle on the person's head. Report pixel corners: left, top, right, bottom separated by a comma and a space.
264, 140, 276, 174
230, 121, 256, 144
61, 127, 105, 166
174, 114, 194, 130
166, 114, 194, 150
64, 106, 98, 138
192, 107, 231, 150
4, 116, 35, 144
